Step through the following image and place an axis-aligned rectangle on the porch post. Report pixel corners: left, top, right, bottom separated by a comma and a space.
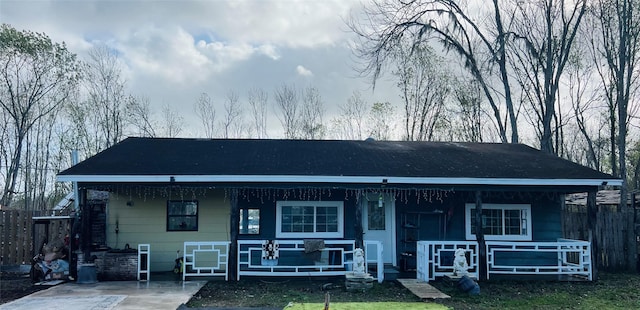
355, 198, 363, 249
79, 188, 91, 262
474, 190, 487, 280
587, 190, 598, 280
228, 189, 239, 281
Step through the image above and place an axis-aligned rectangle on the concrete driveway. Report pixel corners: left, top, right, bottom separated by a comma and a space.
0, 280, 206, 310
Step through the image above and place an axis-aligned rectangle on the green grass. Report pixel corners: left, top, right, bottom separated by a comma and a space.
186, 273, 640, 309
432, 273, 640, 309
288, 302, 448, 310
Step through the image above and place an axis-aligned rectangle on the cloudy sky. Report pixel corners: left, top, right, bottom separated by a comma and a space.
0, 0, 400, 138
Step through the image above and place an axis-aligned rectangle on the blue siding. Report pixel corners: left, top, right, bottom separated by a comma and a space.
234, 189, 564, 268
394, 191, 564, 267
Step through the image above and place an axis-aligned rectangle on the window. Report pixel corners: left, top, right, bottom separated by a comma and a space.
465, 203, 531, 241
240, 208, 260, 234
167, 200, 198, 231
276, 201, 343, 238
367, 201, 385, 230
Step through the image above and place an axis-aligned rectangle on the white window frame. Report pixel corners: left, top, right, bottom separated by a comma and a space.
465, 203, 532, 241
276, 201, 344, 238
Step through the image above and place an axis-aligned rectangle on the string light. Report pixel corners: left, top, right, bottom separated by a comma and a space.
79, 184, 455, 206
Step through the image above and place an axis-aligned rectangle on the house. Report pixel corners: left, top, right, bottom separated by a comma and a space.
56, 137, 621, 282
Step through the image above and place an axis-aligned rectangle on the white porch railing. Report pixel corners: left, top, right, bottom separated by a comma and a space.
183, 241, 230, 281
416, 239, 592, 282
364, 240, 384, 282
486, 239, 591, 280
137, 244, 150, 281
416, 241, 479, 282
237, 240, 384, 283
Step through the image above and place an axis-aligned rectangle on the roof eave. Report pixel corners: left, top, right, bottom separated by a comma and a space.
56, 174, 623, 187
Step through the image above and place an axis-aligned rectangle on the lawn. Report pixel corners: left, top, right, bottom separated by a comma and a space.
186, 273, 640, 309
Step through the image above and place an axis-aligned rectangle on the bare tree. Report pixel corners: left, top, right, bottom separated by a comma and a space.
0, 24, 80, 207
564, 47, 603, 170
299, 86, 326, 139
393, 42, 451, 141
274, 84, 300, 139
349, 0, 520, 144
330, 90, 370, 140
220, 91, 244, 138
160, 103, 184, 138
368, 101, 397, 141
450, 77, 485, 142
509, 0, 587, 154
126, 95, 157, 137
83, 44, 127, 149
247, 88, 269, 138
194, 92, 217, 138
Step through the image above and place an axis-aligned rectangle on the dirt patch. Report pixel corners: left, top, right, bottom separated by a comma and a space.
0, 271, 49, 305
187, 277, 422, 308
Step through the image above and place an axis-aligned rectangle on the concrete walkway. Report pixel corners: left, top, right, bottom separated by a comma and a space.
0, 281, 206, 310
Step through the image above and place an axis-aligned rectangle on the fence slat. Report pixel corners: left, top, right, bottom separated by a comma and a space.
563, 205, 634, 271
1, 210, 72, 266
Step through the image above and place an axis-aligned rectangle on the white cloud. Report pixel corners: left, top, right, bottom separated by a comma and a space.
0, 0, 402, 138
296, 65, 314, 77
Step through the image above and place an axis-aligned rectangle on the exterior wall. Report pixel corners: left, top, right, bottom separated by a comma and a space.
104, 189, 229, 272
394, 191, 564, 267
235, 189, 357, 241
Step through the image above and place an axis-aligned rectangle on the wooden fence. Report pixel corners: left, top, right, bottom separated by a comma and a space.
563, 204, 638, 271
1, 210, 72, 266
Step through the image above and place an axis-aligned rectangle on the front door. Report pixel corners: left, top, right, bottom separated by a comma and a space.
362, 193, 396, 265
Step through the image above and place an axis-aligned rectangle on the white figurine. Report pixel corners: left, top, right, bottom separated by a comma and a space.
353, 248, 366, 275
453, 248, 469, 276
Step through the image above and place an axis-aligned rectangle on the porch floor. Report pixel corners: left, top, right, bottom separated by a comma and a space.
397, 279, 450, 299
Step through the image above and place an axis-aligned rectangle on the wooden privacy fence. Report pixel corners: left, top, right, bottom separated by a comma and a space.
1, 210, 71, 266
563, 205, 637, 271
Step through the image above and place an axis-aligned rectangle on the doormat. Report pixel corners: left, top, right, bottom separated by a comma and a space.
0, 295, 126, 310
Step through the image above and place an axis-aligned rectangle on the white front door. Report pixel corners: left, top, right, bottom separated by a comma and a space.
362, 193, 396, 265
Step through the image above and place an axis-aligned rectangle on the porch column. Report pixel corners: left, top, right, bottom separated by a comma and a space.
355, 198, 363, 249
587, 190, 598, 280
474, 190, 487, 280
79, 188, 91, 262
228, 189, 239, 281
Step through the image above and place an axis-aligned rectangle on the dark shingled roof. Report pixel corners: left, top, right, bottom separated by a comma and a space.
58, 137, 616, 183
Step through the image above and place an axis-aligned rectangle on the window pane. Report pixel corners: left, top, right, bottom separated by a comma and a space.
168, 216, 197, 230
504, 209, 523, 235
367, 201, 385, 230
167, 201, 198, 231
482, 209, 502, 235
278, 202, 342, 237
316, 206, 339, 233
471, 209, 503, 235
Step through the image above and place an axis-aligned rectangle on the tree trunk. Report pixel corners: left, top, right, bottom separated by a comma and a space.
355, 197, 363, 249
474, 191, 486, 280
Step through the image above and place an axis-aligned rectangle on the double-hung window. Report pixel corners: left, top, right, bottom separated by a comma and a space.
465, 203, 531, 241
276, 201, 343, 238
167, 200, 198, 231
